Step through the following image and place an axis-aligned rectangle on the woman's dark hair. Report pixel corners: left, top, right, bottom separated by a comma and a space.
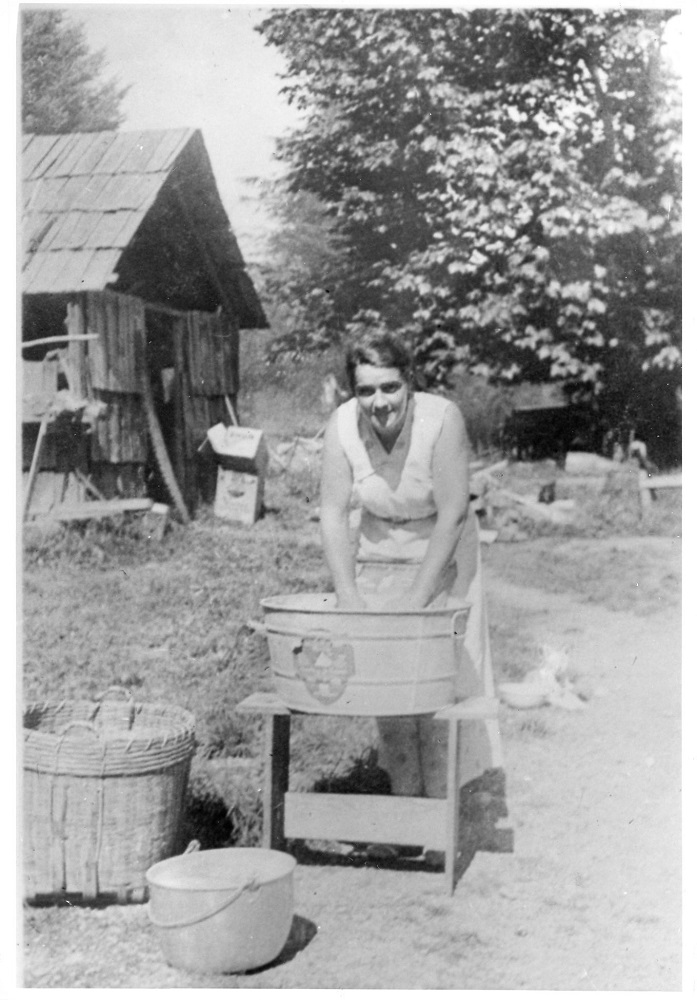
345, 331, 413, 393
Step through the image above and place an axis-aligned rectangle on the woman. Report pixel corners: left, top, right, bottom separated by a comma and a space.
320, 331, 501, 802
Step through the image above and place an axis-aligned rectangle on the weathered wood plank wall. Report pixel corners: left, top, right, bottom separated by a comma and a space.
79, 290, 148, 466
184, 310, 238, 398
86, 290, 145, 394
29, 290, 241, 510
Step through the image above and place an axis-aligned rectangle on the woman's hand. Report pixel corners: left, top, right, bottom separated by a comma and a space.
335, 590, 368, 611
376, 589, 428, 612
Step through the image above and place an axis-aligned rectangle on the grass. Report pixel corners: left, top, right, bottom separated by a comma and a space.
23, 456, 680, 853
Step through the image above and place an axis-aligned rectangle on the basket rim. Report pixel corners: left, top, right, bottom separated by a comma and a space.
23, 699, 195, 727
23, 700, 196, 774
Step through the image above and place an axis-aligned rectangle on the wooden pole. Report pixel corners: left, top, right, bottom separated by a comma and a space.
23, 416, 50, 521
224, 394, 239, 426
21, 335, 98, 351
262, 714, 291, 852
172, 316, 193, 511
140, 374, 191, 524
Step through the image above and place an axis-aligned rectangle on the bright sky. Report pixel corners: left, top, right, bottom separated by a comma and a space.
70, 5, 303, 263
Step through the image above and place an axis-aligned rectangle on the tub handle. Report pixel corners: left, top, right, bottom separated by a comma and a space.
148, 875, 261, 929
450, 607, 471, 638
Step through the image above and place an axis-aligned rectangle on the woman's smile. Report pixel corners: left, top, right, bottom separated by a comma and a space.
354, 364, 410, 443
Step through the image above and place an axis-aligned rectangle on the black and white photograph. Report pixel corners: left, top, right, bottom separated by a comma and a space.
19, 3, 683, 989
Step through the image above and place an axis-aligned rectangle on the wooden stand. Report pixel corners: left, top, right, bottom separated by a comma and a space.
237, 692, 503, 894
638, 469, 682, 515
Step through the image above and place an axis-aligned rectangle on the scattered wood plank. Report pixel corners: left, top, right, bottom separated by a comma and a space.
45, 499, 154, 523
72, 468, 107, 501
47, 497, 153, 521
140, 373, 191, 524
483, 478, 574, 524
638, 470, 682, 514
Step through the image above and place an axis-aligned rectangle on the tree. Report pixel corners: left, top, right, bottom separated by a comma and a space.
250, 184, 356, 361
22, 9, 127, 133
259, 9, 681, 461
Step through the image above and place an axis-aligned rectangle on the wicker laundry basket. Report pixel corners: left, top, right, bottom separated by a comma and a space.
23, 687, 195, 904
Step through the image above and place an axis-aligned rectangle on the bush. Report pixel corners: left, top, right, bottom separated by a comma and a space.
445, 370, 512, 457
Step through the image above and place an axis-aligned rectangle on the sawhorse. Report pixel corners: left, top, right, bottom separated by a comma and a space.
237, 692, 503, 894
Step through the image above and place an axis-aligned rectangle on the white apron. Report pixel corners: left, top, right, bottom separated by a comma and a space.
336, 393, 503, 797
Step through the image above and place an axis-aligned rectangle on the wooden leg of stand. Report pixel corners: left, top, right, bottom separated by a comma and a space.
23, 416, 49, 521
262, 713, 290, 851
444, 717, 460, 895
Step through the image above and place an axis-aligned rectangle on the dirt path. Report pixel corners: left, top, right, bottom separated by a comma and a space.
24, 570, 681, 989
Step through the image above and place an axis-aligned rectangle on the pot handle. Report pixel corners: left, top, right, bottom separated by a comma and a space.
246, 619, 268, 635
148, 875, 261, 929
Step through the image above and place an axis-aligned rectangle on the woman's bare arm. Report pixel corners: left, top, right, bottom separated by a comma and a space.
319, 410, 367, 609
394, 402, 470, 608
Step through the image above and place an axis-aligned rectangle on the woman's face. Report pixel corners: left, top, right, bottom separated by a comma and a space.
354, 364, 410, 440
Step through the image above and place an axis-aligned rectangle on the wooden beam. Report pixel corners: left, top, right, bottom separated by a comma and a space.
72, 468, 107, 502
140, 373, 191, 524
22, 335, 98, 351
263, 714, 290, 851
237, 692, 290, 716
46, 499, 153, 522
445, 717, 460, 893
284, 792, 446, 850
144, 300, 190, 319
638, 470, 682, 515
171, 316, 192, 510
23, 416, 50, 521
224, 394, 238, 426
640, 473, 682, 491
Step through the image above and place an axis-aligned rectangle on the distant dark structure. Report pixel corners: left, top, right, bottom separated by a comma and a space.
502, 383, 593, 465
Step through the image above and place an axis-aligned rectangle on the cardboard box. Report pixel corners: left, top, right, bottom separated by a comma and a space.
214, 468, 263, 525
206, 423, 268, 475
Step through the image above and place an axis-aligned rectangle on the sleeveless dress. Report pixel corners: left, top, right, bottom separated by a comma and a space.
336, 392, 503, 797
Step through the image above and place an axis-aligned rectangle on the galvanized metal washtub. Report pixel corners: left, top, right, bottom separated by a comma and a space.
250, 593, 471, 716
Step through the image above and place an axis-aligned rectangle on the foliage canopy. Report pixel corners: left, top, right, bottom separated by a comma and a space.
259, 9, 681, 457
22, 9, 127, 134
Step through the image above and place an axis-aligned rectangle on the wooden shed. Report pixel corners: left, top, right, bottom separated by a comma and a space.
22, 128, 266, 519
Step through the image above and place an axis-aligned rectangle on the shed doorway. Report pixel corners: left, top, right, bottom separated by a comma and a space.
143, 307, 188, 510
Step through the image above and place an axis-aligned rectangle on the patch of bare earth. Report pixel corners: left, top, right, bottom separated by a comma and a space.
22, 537, 681, 989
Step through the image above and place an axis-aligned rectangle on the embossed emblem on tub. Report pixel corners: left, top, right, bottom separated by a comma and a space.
294, 638, 355, 704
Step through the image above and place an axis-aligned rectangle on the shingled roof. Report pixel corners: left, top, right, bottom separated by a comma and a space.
22, 128, 266, 328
